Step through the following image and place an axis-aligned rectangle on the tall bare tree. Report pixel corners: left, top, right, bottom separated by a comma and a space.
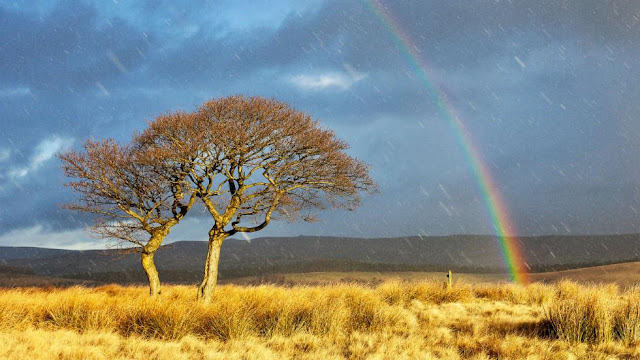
142, 95, 376, 302
58, 112, 198, 296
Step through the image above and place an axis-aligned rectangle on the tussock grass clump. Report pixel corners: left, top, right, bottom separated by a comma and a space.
612, 285, 640, 345
545, 284, 615, 343
544, 281, 640, 345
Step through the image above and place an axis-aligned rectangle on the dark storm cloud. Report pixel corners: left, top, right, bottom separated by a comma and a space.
0, 2, 149, 88
0, 0, 155, 152
0, 0, 639, 247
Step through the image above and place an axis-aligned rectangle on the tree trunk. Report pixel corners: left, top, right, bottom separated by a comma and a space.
197, 232, 226, 303
141, 251, 161, 296
140, 229, 168, 297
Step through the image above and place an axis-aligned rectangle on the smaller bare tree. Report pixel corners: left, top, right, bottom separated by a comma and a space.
59, 113, 198, 296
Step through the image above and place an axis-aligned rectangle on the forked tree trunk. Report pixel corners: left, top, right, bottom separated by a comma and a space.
197, 232, 227, 303
141, 251, 161, 296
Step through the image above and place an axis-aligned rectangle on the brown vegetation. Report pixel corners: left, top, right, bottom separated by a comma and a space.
1, 280, 639, 359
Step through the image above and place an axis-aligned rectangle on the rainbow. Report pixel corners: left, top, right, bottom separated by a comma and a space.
363, 0, 529, 283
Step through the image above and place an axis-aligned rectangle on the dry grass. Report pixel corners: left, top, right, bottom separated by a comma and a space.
545, 281, 640, 345
1, 280, 639, 359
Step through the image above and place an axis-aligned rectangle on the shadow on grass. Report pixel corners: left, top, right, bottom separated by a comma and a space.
489, 319, 556, 340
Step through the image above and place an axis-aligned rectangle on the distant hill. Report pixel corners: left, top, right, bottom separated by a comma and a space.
529, 261, 640, 288
1, 234, 640, 284
0, 247, 76, 261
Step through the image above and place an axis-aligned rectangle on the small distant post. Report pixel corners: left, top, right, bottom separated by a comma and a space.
447, 270, 453, 290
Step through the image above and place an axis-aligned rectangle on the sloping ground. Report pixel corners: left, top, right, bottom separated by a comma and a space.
247, 263, 640, 288
530, 261, 640, 288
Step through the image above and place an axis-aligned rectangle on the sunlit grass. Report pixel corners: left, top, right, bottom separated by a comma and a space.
0, 280, 639, 359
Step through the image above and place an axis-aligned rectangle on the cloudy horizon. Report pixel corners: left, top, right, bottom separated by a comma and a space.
1, 0, 639, 249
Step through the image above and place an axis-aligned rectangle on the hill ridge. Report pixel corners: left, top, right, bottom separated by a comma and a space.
2, 234, 640, 283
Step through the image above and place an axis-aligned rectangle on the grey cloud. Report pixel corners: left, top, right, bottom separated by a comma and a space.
0, 2, 150, 89
0, 0, 639, 246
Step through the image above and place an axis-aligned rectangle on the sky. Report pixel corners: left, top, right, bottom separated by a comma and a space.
0, 0, 639, 249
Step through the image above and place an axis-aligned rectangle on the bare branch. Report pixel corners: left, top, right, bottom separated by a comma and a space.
59, 112, 202, 251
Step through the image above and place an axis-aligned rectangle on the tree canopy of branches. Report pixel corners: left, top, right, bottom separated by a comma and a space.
58, 112, 198, 296
141, 95, 376, 302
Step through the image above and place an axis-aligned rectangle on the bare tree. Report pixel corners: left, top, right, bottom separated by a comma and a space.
58, 112, 198, 296
143, 95, 377, 303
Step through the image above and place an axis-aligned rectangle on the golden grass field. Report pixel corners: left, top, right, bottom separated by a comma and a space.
1, 279, 640, 359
